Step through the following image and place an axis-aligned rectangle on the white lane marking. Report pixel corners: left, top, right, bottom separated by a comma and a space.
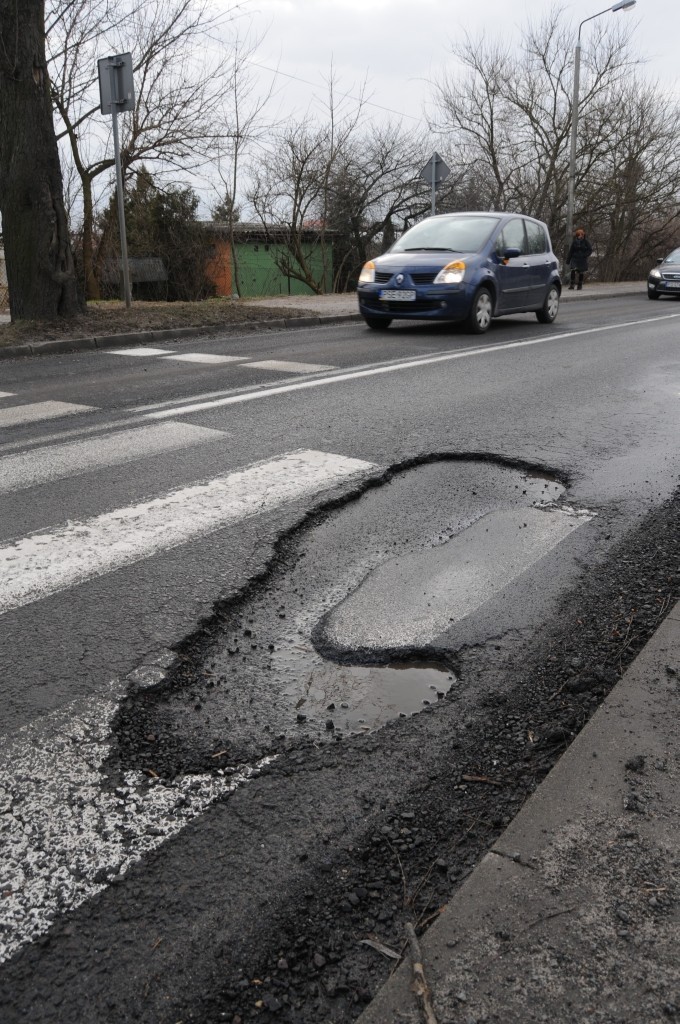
105, 346, 173, 356
145, 312, 680, 420
0, 422, 227, 494
326, 507, 592, 648
163, 353, 246, 364
0, 680, 274, 964
0, 450, 375, 615
0, 391, 15, 398
0, 401, 96, 429
244, 359, 335, 373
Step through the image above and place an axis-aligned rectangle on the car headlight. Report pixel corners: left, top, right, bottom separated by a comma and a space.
358, 261, 376, 284
649, 268, 662, 280
434, 261, 466, 285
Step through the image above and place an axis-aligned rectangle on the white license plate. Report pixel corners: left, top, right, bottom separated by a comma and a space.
380, 289, 416, 301
664, 281, 680, 289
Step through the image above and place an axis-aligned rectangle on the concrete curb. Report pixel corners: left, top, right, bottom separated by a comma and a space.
358, 601, 680, 1024
0, 315, 361, 361
0, 287, 645, 361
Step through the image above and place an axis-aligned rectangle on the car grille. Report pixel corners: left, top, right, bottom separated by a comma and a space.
363, 297, 443, 314
662, 272, 680, 280
374, 271, 438, 285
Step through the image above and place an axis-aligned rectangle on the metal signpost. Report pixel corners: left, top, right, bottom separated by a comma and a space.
420, 152, 451, 215
98, 53, 135, 308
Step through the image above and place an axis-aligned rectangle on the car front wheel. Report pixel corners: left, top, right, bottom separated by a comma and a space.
464, 287, 493, 334
648, 290, 660, 300
363, 316, 392, 330
536, 284, 560, 323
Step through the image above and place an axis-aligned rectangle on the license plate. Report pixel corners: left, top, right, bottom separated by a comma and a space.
663, 281, 680, 289
379, 289, 416, 301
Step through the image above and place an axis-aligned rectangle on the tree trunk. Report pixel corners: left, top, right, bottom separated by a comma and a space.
0, 0, 81, 320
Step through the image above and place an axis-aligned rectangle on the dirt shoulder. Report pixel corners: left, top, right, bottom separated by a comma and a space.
0, 298, 322, 349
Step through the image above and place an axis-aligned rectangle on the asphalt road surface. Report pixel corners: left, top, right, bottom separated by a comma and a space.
1, 295, 679, 1022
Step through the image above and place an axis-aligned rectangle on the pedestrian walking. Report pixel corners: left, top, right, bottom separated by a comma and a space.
566, 227, 593, 290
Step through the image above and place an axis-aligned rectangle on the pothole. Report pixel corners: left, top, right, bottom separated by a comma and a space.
277, 653, 455, 735
111, 456, 583, 777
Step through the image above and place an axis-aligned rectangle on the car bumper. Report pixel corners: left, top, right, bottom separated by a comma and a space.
648, 278, 680, 296
357, 282, 476, 321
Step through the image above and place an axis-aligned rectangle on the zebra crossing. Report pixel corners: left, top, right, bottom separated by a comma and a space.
0, 388, 377, 963
104, 346, 335, 373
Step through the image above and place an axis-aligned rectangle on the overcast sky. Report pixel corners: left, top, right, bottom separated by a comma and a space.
232, 0, 677, 126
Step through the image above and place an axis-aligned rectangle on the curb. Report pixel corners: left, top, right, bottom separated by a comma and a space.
357, 600, 680, 1024
0, 287, 645, 361
0, 312, 364, 361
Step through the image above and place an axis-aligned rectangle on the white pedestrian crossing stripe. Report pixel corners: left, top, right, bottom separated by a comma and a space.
0, 450, 375, 615
0, 391, 15, 398
163, 353, 246, 364
244, 359, 335, 373
106, 346, 173, 356
0, 400, 96, 429
0, 422, 227, 494
0, 684, 273, 964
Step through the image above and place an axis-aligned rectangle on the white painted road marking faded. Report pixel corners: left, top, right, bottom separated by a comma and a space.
0, 682, 274, 963
0, 401, 97, 429
244, 359, 336, 373
0, 421, 227, 494
0, 449, 375, 615
105, 346, 173, 356
162, 353, 247, 364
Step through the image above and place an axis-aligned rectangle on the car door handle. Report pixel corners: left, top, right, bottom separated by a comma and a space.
521, 263, 530, 268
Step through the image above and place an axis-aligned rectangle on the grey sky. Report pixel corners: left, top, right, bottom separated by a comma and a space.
241, 0, 677, 124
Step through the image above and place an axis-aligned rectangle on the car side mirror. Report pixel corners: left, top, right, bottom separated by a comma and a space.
503, 247, 522, 260
657, 258, 664, 265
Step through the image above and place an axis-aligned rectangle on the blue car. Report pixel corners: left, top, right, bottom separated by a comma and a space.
357, 212, 561, 334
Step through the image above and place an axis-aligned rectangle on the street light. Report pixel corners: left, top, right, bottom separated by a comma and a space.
565, 0, 636, 256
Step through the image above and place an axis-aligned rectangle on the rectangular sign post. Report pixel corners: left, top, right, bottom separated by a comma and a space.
98, 53, 135, 309
420, 152, 451, 216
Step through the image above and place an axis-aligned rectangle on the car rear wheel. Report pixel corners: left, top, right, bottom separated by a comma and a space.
648, 290, 660, 300
536, 284, 560, 323
464, 287, 493, 334
363, 316, 392, 330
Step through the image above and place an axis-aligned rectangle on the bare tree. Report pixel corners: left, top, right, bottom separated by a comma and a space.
210, 26, 278, 296
427, 7, 680, 276
247, 75, 432, 293
46, 0, 244, 297
0, 0, 80, 320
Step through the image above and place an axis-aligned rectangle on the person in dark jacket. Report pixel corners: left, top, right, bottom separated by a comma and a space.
566, 227, 593, 289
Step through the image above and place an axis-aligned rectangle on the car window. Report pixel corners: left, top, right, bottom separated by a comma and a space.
663, 248, 680, 265
525, 220, 547, 254
392, 216, 500, 254
496, 218, 527, 256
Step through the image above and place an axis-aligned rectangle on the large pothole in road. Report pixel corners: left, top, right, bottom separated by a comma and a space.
112, 457, 589, 776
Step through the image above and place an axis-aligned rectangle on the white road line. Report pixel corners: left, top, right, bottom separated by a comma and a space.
0, 449, 375, 615
0, 680, 274, 963
0, 391, 15, 398
245, 359, 336, 373
163, 352, 246, 364
144, 312, 680, 420
0, 422, 227, 494
0, 401, 96, 429
105, 346, 173, 356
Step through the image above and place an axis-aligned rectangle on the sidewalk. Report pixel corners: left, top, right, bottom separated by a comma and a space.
0, 282, 647, 359
358, 602, 680, 1024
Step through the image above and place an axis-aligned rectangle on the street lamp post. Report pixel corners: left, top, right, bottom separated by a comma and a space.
565, 0, 636, 257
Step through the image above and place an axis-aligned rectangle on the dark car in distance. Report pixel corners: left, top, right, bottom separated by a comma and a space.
647, 247, 680, 299
357, 212, 561, 334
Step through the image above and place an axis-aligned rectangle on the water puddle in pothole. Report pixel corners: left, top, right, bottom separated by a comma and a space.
275, 650, 455, 736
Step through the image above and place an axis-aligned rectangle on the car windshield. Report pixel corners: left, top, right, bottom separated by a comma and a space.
392, 216, 500, 254
663, 248, 680, 265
